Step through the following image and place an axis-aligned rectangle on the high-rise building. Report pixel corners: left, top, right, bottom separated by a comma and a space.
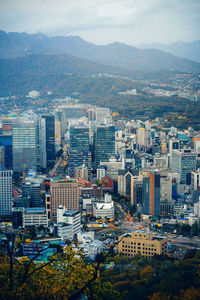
142, 171, 160, 217
49, 178, 80, 221
40, 115, 55, 169
55, 121, 61, 152
94, 125, 115, 168
55, 105, 84, 139
171, 149, 197, 184
22, 182, 43, 207
12, 116, 37, 173
131, 178, 143, 206
68, 150, 91, 178
191, 169, 200, 192
0, 168, 12, 216
70, 126, 89, 152
0, 146, 5, 168
0, 118, 12, 169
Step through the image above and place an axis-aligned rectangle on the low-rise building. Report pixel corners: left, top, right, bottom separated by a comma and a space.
22, 208, 48, 227
57, 206, 81, 236
93, 194, 114, 219
118, 232, 168, 258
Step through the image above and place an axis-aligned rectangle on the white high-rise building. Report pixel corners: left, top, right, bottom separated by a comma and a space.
0, 169, 12, 215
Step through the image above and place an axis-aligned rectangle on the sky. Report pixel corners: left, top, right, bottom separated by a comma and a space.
0, 0, 200, 46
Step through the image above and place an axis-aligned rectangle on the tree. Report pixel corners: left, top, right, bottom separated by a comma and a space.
0, 244, 96, 300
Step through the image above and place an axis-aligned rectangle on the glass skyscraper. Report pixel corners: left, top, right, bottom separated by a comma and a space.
70, 126, 89, 152
94, 125, 115, 168
40, 115, 55, 169
12, 116, 37, 173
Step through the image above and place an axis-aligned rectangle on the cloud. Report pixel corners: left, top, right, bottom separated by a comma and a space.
0, 0, 199, 44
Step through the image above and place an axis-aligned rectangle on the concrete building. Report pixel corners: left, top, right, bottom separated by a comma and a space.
100, 157, 123, 179
56, 223, 73, 240
0, 168, 12, 216
97, 166, 106, 180
160, 175, 172, 203
57, 206, 81, 236
191, 169, 200, 192
50, 178, 80, 221
75, 164, 88, 181
93, 194, 114, 219
78, 231, 103, 260
118, 232, 168, 258
22, 208, 48, 227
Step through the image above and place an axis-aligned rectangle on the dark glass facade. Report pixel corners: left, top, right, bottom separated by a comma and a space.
94, 125, 115, 168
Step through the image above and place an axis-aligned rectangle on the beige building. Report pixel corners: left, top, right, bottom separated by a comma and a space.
75, 165, 88, 181
49, 178, 80, 221
118, 232, 168, 258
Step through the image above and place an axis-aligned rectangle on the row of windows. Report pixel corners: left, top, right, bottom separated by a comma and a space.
122, 245, 158, 251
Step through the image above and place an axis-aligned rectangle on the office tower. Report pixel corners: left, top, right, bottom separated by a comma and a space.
40, 115, 55, 169
55, 105, 84, 139
22, 182, 43, 207
0, 118, 12, 169
94, 125, 115, 168
123, 149, 135, 169
143, 171, 160, 217
12, 116, 37, 173
160, 175, 172, 203
0, 169, 12, 216
131, 178, 143, 206
68, 150, 91, 178
169, 139, 180, 154
0, 146, 5, 167
88, 108, 96, 122
137, 127, 146, 147
69, 126, 89, 152
49, 178, 80, 221
55, 121, 61, 152
171, 149, 197, 184
123, 149, 142, 170
118, 169, 139, 197
191, 169, 200, 192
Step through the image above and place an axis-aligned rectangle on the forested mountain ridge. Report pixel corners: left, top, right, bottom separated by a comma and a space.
1, 30, 200, 73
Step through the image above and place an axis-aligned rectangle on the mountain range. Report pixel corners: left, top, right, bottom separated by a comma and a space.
140, 40, 200, 63
0, 30, 200, 73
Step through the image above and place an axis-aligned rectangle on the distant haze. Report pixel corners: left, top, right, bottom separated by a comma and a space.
0, 0, 200, 46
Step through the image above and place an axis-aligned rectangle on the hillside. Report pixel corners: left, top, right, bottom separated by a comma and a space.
141, 40, 200, 63
0, 30, 200, 73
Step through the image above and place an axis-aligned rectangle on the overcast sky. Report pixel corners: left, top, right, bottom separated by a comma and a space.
0, 0, 200, 46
